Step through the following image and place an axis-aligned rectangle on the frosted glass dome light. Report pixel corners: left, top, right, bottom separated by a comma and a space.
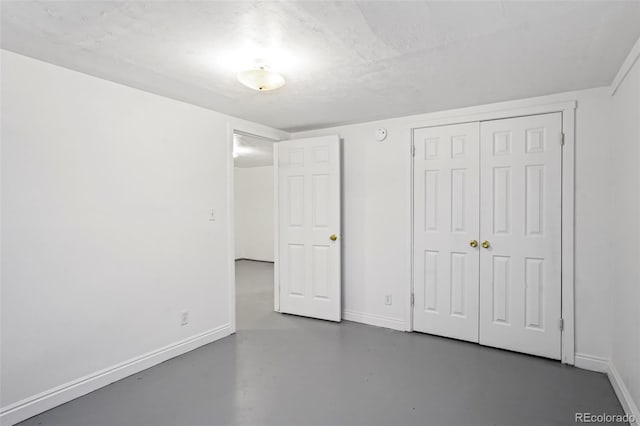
237, 66, 285, 91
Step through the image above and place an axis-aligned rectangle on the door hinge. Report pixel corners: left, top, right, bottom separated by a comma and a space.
559, 318, 564, 331
411, 144, 415, 157
411, 293, 415, 306
560, 133, 565, 146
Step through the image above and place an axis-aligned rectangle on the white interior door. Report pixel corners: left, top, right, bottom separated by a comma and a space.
413, 122, 480, 342
479, 113, 562, 359
276, 135, 341, 322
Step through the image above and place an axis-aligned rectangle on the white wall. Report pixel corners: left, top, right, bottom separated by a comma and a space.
234, 166, 274, 262
0, 51, 286, 423
610, 52, 640, 417
293, 87, 615, 359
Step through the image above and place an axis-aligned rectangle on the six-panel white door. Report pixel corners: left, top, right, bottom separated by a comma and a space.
413, 123, 481, 342
479, 113, 562, 359
412, 112, 563, 359
276, 135, 341, 322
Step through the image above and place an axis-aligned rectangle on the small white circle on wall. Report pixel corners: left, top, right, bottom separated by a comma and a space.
375, 128, 387, 141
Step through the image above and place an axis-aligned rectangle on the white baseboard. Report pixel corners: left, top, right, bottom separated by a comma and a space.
343, 310, 405, 331
608, 362, 640, 426
574, 353, 639, 426
575, 353, 610, 373
0, 324, 233, 426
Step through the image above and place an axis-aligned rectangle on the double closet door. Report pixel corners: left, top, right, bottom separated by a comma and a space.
413, 113, 562, 360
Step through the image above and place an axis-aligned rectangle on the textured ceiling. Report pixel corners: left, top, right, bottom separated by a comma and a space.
233, 133, 275, 168
2, 1, 639, 131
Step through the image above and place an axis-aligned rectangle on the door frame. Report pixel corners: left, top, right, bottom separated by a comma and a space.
408, 100, 576, 365
226, 124, 284, 334
273, 142, 280, 312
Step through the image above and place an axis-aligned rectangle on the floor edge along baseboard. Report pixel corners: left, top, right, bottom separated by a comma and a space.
574, 353, 640, 426
234, 258, 274, 264
608, 362, 640, 426
0, 324, 232, 426
342, 310, 405, 331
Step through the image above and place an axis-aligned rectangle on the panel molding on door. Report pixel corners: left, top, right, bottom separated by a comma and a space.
276, 135, 341, 322
413, 122, 480, 342
479, 112, 562, 360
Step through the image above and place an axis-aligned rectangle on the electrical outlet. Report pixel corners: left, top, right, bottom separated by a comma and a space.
180, 311, 189, 326
384, 295, 392, 306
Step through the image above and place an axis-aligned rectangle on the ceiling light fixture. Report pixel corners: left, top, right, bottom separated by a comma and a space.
237, 65, 285, 91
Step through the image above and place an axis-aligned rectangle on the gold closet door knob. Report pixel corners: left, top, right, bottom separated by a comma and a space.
469, 240, 478, 248
481, 241, 490, 249
329, 234, 338, 241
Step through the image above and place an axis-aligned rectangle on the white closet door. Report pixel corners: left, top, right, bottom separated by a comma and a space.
413, 123, 480, 342
479, 113, 562, 359
276, 135, 341, 322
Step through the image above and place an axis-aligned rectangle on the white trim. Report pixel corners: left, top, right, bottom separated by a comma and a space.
574, 353, 609, 373
343, 310, 405, 331
407, 128, 415, 332
406, 100, 576, 130
560, 108, 576, 365
0, 324, 232, 426
226, 124, 237, 334
611, 36, 640, 96
608, 362, 640, 426
273, 142, 280, 312
408, 99, 576, 365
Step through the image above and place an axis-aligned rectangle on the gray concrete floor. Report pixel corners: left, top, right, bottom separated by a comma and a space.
19, 260, 624, 426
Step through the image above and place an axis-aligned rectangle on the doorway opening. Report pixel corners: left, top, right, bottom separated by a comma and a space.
230, 132, 342, 331
232, 131, 278, 331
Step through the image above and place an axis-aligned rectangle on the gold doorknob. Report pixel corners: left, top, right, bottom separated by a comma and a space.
329, 234, 338, 241
481, 240, 490, 249
470, 240, 478, 248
